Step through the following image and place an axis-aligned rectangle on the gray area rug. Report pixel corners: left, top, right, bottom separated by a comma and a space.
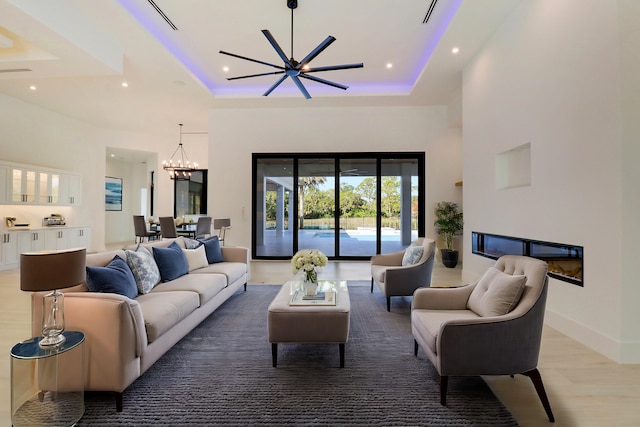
78, 282, 518, 426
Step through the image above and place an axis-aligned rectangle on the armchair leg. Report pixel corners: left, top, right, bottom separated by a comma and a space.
522, 368, 555, 422
386, 296, 391, 312
414, 339, 418, 356
439, 376, 448, 406
371, 278, 374, 293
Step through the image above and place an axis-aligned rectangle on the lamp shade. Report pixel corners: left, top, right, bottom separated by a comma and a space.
20, 248, 86, 292
213, 218, 231, 229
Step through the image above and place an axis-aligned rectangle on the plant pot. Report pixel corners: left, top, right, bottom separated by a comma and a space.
441, 250, 459, 268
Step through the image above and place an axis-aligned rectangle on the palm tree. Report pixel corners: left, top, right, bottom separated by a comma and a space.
298, 176, 326, 229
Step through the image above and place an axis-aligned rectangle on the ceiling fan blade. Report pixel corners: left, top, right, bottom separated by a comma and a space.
298, 36, 336, 68
227, 71, 285, 81
291, 75, 311, 99
304, 63, 364, 73
261, 30, 294, 67
300, 73, 348, 91
263, 75, 289, 97
219, 50, 285, 71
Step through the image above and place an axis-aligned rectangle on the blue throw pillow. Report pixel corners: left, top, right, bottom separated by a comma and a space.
85, 255, 138, 299
153, 241, 189, 282
199, 236, 224, 264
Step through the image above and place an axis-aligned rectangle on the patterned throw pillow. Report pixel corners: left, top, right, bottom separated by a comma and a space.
125, 246, 161, 294
402, 245, 424, 266
183, 238, 201, 250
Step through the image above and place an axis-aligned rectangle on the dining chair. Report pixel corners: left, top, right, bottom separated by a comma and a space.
195, 216, 212, 240
133, 215, 159, 243
159, 216, 178, 239
213, 218, 231, 246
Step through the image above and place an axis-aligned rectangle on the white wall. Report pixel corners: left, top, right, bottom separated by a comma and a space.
462, 0, 639, 362
209, 106, 462, 250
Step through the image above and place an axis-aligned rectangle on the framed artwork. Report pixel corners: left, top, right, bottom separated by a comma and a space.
105, 176, 123, 211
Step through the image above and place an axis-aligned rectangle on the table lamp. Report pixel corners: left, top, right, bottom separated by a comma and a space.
20, 248, 86, 348
213, 218, 231, 246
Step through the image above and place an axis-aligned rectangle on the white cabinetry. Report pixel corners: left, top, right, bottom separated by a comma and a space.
0, 161, 81, 206
60, 173, 81, 205
17, 230, 46, 253
0, 165, 8, 203
44, 228, 69, 250
67, 227, 90, 249
1, 232, 19, 266
9, 167, 38, 203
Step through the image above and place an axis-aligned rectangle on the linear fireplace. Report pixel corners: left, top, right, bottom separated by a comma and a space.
472, 232, 583, 286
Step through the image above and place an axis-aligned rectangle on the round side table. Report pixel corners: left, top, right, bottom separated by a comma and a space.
10, 331, 85, 427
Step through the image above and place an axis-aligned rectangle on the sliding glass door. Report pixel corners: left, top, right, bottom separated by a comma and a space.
253, 153, 424, 260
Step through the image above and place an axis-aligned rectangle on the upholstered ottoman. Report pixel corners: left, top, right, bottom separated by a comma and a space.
267, 280, 350, 368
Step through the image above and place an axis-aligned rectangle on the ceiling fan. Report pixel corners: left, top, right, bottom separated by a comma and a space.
219, 0, 363, 99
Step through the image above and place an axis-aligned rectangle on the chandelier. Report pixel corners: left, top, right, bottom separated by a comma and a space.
162, 124, 198, 179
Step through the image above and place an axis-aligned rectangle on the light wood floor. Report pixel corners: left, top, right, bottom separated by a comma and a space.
1, 259, 639, 426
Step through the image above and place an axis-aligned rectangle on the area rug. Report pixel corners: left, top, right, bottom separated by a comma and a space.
78, 284, 518, 426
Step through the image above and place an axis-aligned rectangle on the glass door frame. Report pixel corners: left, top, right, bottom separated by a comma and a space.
252, 152, 425, 260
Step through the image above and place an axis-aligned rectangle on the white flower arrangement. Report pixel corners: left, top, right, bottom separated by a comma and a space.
291, 249, 328, 283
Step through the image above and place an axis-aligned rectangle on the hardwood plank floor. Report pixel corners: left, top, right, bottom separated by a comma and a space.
1, 257, 638, 426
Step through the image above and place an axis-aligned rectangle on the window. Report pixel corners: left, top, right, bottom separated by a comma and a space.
253, 153, 425, 260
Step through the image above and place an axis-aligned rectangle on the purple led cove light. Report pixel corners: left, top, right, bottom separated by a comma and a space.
117, 0, 216, 92
118, 0, 462, 97
410, 0, 462, 86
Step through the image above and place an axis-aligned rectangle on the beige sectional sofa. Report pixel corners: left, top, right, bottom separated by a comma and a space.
31, 237, 249, 412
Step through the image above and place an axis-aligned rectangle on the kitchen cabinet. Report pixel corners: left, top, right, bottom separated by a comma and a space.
10, 167, 38, 203
17, 230, 46, 253
0, 161, 81, 206
44, 228, 69, 250
0, 165, 8, 203
60, 173, 81, 206
1, 232, 19, 266
0, 227, 91, 270
67, 227, 90, 249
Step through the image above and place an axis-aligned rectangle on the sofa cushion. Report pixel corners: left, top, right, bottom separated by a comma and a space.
181, 245, 209, 272
411, 309, 479, 355
85, 255, 138, 299
135, 291, 200, 343
153, 241, 189, 282
402, 245, 424, 266
199, 236, 224, 264
467, 267, 527, 317
191, 262, 245, 286
125, 246, 161, 294
152, 273, 227, 305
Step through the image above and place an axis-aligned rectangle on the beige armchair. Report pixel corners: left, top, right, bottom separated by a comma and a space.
411, 255, 555, 422
370, 238, 435, 311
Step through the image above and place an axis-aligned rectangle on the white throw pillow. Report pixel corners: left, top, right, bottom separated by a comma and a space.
402, 245, 424, 266
181, 245, 209, 272
467, 267, 527, 317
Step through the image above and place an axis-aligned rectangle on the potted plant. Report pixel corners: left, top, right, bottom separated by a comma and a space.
434, 201, 464, 268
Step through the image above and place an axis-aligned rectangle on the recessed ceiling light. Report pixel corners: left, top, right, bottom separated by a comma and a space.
223, 66, 229, 73
110, 154, 115, 158
122, 82, 129, 87
451, 47, 460, 54
386, 63, 393, 69
29, 85, 36, 91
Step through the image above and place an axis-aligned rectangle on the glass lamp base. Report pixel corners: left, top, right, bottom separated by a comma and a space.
39, 333, 66, 349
